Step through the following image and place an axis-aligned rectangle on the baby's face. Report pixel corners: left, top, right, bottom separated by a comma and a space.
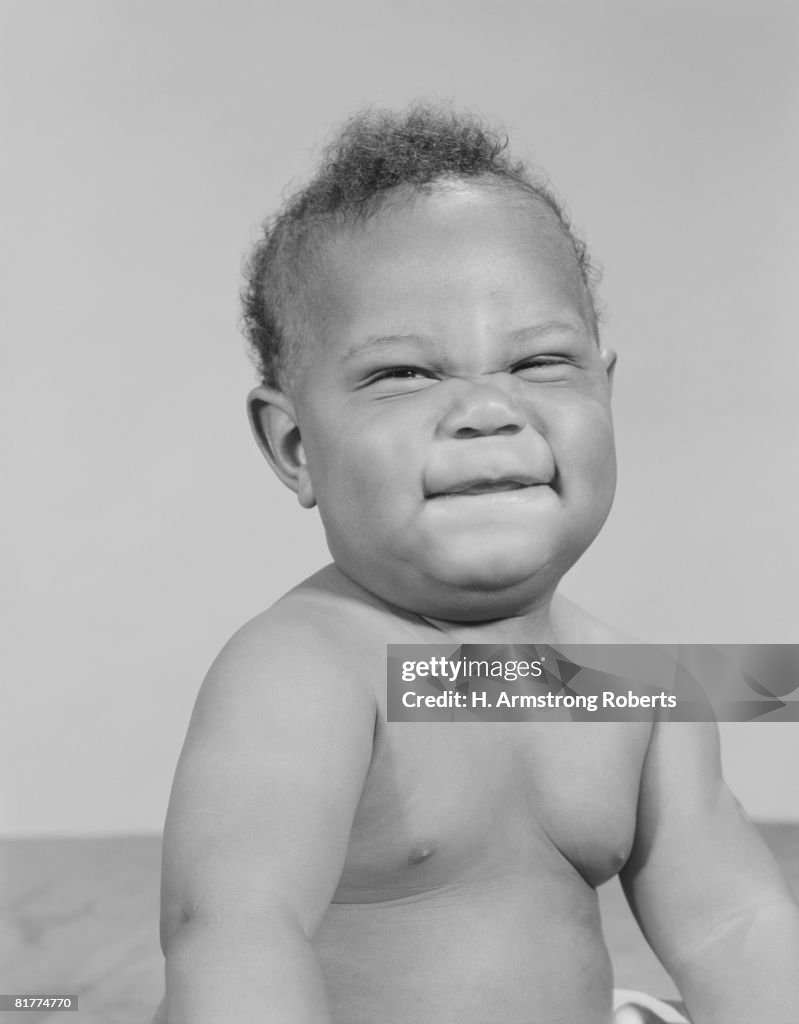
292, 185, 616, 620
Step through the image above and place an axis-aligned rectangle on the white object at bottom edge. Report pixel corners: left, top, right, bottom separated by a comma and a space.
613, 988, 689, 1023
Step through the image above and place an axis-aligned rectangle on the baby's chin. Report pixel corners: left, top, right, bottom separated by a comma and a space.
414, 537, 594, 614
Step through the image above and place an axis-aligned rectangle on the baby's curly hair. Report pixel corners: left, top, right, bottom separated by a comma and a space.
241, 103, 601, 389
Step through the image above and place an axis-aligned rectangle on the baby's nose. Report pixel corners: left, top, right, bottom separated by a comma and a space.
440, 380, 527, 438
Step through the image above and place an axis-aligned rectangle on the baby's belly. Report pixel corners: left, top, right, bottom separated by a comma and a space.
313, 873, 613, 1024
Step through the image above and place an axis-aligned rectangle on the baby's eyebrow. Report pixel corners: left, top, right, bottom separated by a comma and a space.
505, 320, 584, 343
343, 333, 435, 361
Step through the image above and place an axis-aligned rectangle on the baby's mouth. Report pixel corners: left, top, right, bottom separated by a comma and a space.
429, 479, 539, 498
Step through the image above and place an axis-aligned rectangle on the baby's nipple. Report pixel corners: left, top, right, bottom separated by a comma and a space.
407, 842, 436, 867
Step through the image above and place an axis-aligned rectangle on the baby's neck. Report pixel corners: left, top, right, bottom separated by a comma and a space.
416, 591, 616, 645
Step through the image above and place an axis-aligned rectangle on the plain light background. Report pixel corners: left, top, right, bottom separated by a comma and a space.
3, 0, 798, 834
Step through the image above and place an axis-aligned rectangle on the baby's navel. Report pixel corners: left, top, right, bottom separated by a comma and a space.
408, 842, 436, 867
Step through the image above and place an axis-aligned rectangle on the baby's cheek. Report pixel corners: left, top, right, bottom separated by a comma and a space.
557, 409, 615, 480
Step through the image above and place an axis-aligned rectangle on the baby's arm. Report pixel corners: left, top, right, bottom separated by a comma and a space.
620, 718, 799, 1024
159, 609, 376, 1024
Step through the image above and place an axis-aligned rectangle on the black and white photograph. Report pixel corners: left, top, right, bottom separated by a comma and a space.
3, 2, 798, 1022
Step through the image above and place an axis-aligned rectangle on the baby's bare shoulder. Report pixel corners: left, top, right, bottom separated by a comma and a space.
179, 564, 416, 764
160, 568, 382, 944
193, 579, 380, 732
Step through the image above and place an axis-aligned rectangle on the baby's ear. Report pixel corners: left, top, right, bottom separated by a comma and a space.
247, 386, 316, 508
601, 347, 617, 394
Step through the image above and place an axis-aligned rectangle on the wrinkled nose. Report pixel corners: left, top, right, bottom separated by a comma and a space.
440, 381, 527, 438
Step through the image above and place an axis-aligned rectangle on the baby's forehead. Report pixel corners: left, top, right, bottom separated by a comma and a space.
307, 184, 593, 330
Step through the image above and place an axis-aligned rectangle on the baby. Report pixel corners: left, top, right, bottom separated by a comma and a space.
155, 106, 799, 1023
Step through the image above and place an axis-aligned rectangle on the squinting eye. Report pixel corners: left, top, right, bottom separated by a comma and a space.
514, 357, 573, 376
371, 366, 431, 382
384, 367, 421, 378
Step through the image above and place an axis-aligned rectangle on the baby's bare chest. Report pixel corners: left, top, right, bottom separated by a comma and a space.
333, 720, 650, 902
